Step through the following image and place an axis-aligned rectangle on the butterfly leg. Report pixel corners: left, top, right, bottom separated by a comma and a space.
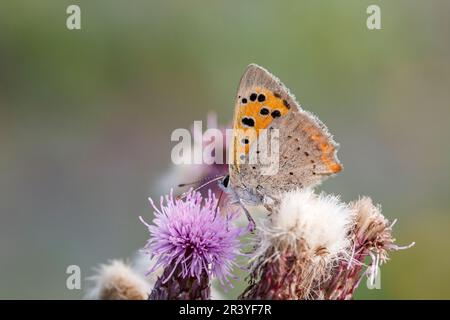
219, 180, 256, 232
239, 201, 256, 233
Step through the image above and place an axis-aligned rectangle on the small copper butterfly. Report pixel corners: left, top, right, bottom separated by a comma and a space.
220, 64, 342, 228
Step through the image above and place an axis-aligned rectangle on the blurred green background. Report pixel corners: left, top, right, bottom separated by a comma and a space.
1, 0, 449, 299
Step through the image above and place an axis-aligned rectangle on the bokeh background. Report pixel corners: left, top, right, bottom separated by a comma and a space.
1, 0, 449, 299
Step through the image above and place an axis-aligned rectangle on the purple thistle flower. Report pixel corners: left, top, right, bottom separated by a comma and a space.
140, 189, 243, 292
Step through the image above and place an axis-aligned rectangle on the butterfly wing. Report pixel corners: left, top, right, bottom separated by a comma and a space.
229, 64, 342, 200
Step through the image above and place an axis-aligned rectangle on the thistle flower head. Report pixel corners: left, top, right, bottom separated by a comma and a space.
313, 197, 415, 300
271, 189, 354, 261
241, 189, 354, 300
349, 197, 415, 285
140, 190, 243, 287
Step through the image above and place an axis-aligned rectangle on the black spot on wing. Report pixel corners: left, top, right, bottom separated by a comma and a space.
271, 110, 281, 118
241, 117, 255, 127
257, 94, 266, 102
260, 107, 270, 115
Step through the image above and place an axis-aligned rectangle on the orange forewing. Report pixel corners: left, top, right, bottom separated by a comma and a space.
232, 88, 290, 162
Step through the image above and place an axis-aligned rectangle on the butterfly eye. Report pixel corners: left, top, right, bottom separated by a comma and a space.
222, 175, 230, 188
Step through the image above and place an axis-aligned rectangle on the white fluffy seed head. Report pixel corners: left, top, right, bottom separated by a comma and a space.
270, 188, 354, 262
85, 260, 151, 300
87, 253, 227, 300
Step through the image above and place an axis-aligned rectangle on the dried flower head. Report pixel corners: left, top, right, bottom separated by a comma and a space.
240, 189, 354, 299
140, 190, 243, 294
315, 197, 414, 300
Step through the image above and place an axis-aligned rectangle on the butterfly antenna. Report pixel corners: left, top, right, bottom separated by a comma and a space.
177, 174, 223, 188
177, 180, 201, 188
176, 175, 225, 200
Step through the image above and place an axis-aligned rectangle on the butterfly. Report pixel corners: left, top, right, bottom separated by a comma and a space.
219, 64, 342, 229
